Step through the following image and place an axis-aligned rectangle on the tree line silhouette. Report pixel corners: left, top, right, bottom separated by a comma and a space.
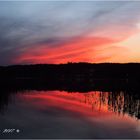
0, 62, 140, 79
0, 63, 140, 92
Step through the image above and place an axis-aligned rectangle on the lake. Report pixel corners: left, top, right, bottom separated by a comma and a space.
0, 89, 140, 139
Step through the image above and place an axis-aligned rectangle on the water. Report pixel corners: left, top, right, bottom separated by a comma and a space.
0, 90, 140, 139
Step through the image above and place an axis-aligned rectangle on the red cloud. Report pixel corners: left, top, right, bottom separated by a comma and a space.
13, 37, 116, 63
13, 36, 128, 64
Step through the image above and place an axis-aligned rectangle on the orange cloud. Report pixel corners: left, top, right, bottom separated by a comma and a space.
14, 29, 140, 64
13, 37, 118, 64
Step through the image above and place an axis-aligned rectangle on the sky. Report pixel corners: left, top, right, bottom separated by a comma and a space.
0, 1, 140, 65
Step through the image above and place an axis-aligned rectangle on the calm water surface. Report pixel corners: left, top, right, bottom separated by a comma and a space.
0, 90, 140, 138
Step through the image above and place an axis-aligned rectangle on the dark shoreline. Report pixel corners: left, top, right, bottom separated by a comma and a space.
0, 63, 140, 93
1, 63, 140, 79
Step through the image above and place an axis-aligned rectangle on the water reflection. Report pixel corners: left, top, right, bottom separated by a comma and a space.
0, 90, 140, 120
0, 89, 140, 138
84, 91, 140, 119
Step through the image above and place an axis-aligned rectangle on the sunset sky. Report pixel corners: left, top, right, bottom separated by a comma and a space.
0, 1, 140, 65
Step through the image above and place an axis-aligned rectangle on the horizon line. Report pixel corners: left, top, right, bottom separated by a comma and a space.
1, 62, 140, 67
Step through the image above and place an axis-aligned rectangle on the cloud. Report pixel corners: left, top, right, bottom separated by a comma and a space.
13, 36, 115, 64
0, 1, 140, 65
